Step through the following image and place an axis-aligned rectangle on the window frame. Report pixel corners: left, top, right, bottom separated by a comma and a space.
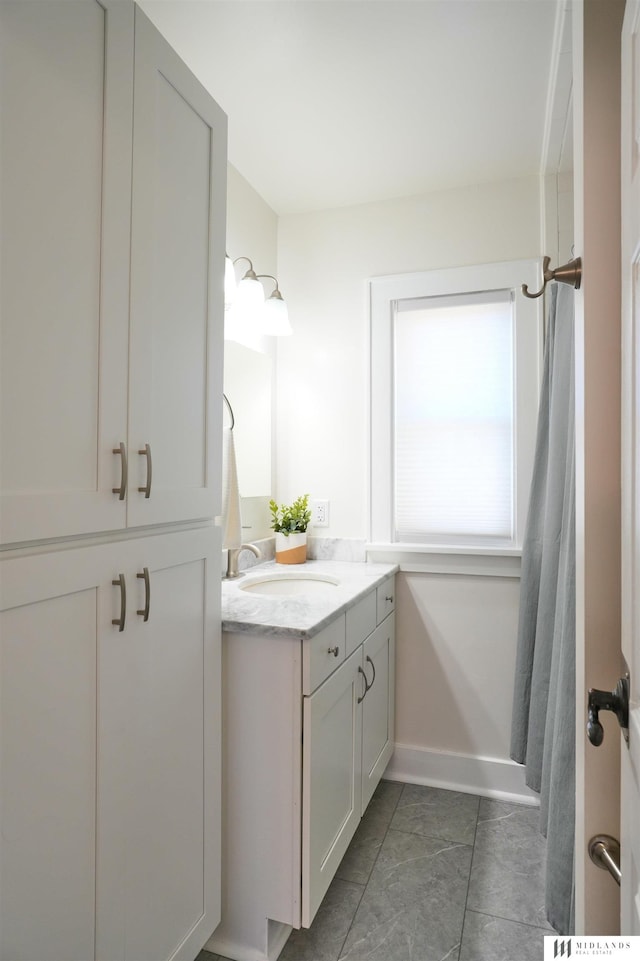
368, 259, 543, 562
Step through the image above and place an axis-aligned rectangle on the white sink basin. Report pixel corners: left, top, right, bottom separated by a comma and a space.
239, 572, 340, 596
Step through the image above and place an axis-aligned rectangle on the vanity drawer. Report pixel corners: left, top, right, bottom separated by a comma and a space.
376, 577, 395, 624
303, 615, 346, 694
345, 591, 376, 658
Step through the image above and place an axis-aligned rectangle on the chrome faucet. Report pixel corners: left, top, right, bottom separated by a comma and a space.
225, 543, 262, 579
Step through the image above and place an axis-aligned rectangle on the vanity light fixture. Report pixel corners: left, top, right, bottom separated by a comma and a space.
224, 253, 237, 309
257, 274, 293, 337
232, 256, 265, 312
224, 254, 293, 337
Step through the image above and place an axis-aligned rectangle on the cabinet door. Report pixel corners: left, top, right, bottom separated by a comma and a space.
97, 527, 221, 961
0, 0, 133, 545
302, 648, 363, 927
0, 542, 125, 961
127, 8, 227, 528
361, 616, 395, 812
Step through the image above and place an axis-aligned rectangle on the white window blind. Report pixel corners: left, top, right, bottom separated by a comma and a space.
369, 260, 542, 555
393, 290, 514, 543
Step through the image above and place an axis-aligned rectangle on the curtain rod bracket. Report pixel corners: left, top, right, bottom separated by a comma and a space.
521, 255, 582, 299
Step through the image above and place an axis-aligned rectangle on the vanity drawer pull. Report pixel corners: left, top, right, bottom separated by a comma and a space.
385, 595, 394, 603
327, 646, 340, 657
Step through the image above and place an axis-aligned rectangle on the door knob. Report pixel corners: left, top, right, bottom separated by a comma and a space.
588, 834, 621, 886
587, 675, 629, 746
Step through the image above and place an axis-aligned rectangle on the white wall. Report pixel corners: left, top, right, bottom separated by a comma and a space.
543, 171, 575, 268
277, 176, 543, 799
276, 176, 541, 532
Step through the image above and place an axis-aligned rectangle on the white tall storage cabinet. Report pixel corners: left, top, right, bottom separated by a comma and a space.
0, 3, 227, 960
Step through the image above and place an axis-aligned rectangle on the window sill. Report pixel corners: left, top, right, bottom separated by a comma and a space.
365, 543, 522, 578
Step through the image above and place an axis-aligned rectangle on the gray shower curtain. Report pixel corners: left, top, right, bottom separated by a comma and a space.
510, 282, 575, 935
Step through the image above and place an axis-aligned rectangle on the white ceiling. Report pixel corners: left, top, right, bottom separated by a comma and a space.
140, 0, 560, 215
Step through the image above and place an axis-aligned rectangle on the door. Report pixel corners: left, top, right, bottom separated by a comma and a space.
96, 527, 221, 961
0, 0, 133, 545
621, 0, 640, 934
572, 0, 625, 934
361, 616, 395, 811
302, 648, 363, 927
127, 7, 227, 529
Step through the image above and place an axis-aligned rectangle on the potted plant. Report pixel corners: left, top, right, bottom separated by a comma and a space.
269, 493, 311, 564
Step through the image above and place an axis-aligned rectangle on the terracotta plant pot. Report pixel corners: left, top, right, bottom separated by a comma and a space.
275, 531, 307, 564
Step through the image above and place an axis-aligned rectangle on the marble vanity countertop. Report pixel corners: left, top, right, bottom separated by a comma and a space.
221, 559, 398, 638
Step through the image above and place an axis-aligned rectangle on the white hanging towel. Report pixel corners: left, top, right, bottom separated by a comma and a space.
221, 427, 242, 549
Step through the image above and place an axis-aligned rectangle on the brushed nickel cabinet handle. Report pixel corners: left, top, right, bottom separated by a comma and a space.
137, 567, 150, 622
112, 443, 128, 500
327, 646, 340, 657
385, 595, 394, 603
138, 444, 152, 498
111, 573, 126, 632
365, 654, 376, 688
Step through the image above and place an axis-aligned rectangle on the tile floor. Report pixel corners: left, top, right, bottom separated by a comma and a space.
198, 780, 554, 961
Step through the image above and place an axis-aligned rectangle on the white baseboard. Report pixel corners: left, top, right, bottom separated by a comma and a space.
384, 743, 540, 806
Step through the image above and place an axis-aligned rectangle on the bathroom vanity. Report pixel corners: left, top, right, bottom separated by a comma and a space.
206, 560, 397, 961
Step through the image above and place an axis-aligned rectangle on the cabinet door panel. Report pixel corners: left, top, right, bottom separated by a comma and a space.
0, 544, 123, 961
302, 649, 362, 927
128, 8, 227, 528
97, 528, 221, 961
0, 0, 132, 544
362, 616, 395, 812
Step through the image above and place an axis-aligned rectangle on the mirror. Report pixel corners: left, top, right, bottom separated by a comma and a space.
223, 341, 273, 539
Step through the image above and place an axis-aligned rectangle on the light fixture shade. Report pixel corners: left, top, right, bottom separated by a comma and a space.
224, 302, 243, 341
263, 294, 292, 336
224, 255, 237, 308
235, 275, 265, 313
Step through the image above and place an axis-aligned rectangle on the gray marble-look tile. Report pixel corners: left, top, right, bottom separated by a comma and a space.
338, 829, 472, 961
459, 910, 549, 961
390, 784, 480, 846
337, 780, 404, 884
279, 878, 365, 961
466, 799, 553, 930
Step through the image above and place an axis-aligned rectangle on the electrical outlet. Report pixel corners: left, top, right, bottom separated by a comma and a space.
311, 498, 330, 528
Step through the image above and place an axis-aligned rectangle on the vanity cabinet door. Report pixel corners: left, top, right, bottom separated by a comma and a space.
361, 615, 396, 812
302, 648, 363, 926
127, 7, 227, 529
0, 0, 133, 545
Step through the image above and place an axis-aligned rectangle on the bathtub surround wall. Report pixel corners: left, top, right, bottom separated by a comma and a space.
276, 175, 543, 802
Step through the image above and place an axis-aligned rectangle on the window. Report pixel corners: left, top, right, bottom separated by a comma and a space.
369, 260, 542, 554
